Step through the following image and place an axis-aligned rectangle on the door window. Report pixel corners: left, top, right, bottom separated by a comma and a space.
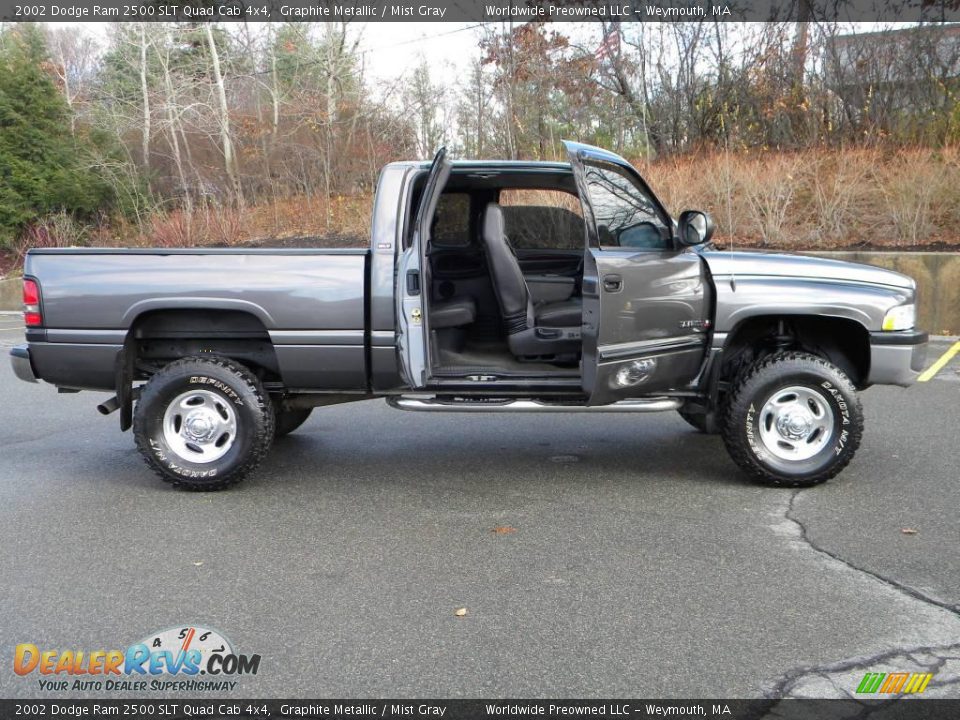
583, 163, 670, 250
432, 193, 471, 247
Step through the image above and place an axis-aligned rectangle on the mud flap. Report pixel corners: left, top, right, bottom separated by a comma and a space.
115, 335, 135, 431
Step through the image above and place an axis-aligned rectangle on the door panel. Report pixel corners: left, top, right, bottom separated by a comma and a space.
586, 248, 710, 404
563, 140, 709, 404
429, 247, 487, 279
513, 249, 583, 277
396, 148, 451, 389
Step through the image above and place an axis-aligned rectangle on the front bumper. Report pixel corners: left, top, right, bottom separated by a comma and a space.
867, 330, 928, 387
10, 344, 38, 383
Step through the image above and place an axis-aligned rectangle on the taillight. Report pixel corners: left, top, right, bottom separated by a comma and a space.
23, 278, 42, 327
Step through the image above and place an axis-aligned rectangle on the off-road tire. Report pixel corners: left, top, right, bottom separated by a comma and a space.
721, 351, 863, 487
133, 356, 274, 491
274, 407, 313, 437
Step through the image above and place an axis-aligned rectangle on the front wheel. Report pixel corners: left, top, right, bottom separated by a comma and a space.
721, 351, 863, 487
133, 356, 275, 491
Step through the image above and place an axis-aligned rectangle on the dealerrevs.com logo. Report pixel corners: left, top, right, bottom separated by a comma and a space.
14, 625, 261, 692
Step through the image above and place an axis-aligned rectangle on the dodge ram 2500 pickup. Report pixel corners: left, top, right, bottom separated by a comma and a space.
9, 141, 928, 490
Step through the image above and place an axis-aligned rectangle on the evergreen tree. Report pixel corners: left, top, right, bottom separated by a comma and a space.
0, 24, 114, 246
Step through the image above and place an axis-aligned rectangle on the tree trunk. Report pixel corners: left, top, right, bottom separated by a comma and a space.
139, 24, 151, 184
205, 24, 243, 207
159, 45, 191, 215
51, 35, 76, 136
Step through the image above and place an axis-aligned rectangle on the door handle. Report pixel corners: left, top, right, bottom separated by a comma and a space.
406, 270, 421, 296
602, 274, 623, 292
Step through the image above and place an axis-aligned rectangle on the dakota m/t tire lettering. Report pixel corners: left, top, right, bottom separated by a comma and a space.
721, 351, 864, 487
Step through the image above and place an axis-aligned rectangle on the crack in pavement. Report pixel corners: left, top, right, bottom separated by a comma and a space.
765, 642, 960, 699
761, 491, 960, 700
785, 490, 960, 618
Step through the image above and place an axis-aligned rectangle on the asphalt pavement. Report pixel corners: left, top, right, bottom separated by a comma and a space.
1, 316, 958, 699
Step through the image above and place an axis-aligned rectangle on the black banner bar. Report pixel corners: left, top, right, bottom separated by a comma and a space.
1, 0, 959, 23
0, 699, 957, 720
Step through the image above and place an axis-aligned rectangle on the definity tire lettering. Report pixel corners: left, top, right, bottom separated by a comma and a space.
188, 376, 243, 405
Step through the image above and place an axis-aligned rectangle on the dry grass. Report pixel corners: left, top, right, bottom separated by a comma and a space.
9, 211, 91, 266
647, 146, 960, 249
122, 194, 373, 249
111, 145, 960, 251
3, 147, 959, 277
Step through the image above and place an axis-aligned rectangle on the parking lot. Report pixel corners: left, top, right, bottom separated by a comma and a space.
1, 313, 958, 699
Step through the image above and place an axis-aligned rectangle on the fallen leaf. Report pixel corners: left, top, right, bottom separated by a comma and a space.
492, 526, 516, 535
901, 528, 918, 535
454, 608, 468, 617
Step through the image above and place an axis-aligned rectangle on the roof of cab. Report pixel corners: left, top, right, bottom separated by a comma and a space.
386, 160, 572, 172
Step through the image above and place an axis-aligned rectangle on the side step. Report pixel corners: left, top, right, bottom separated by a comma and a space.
387, 396, 682, 413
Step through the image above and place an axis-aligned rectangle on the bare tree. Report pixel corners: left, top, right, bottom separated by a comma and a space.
205, 23, 243, 206
138, 24, 151, 181
153, 26, 193, 214
46, 27, 98, 135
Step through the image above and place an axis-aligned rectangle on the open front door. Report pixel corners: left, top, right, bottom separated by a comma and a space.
396, 148, 451, 389
563, 141, 711, 405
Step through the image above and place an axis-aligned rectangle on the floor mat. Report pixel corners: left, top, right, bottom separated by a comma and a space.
434, 344, 580, 377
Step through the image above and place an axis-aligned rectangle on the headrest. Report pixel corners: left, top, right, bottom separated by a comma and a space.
483, 203, 505, 241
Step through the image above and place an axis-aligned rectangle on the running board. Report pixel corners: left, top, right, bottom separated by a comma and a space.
387, 396, 682, 413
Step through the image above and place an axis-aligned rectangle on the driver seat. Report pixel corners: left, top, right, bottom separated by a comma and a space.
482, 203, 581, 359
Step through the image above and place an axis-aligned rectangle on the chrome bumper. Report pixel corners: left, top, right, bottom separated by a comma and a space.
867, 331, 928, 387
9, 345, 38, 383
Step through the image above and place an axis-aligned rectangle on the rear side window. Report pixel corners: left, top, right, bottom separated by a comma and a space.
432, 193, 471, 247
499, 189, 585, 250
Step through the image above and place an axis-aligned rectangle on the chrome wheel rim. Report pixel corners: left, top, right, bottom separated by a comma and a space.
162, 389, 237, 464
757, 385, 834, 462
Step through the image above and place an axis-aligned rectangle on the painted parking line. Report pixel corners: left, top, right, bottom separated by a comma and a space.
918, 341, 960, 382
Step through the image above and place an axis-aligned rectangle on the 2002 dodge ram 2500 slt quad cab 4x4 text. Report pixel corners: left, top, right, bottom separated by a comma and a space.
9, 142, 928, 491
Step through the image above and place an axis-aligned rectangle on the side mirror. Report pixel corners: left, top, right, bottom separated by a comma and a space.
677, 210, 715, 246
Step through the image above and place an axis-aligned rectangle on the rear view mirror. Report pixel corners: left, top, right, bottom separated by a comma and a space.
677, 210, 715, 246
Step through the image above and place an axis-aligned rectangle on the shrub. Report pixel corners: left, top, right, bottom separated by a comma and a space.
12, 211, 89, 265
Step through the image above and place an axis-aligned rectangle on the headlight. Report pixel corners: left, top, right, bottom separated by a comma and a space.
882, 304, 915, 331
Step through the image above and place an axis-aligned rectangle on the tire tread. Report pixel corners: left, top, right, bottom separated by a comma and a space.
133, 355, 274, 491
721, 351, 864, 488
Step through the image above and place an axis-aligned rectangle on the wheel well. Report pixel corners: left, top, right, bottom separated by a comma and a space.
129, 309, 281, 381
720, 315, 870, 389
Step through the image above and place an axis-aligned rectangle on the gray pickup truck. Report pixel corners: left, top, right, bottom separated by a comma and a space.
10, 141, 927, 491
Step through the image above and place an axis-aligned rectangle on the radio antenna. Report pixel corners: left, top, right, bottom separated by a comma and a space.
722, 111, 736, 289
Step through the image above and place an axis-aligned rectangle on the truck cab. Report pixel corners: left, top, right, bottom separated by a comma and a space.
394, 142, 713, 405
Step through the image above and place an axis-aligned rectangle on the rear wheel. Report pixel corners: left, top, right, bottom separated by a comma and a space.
721, 351, 863, 487
274, 407, 313, 437
133, 356, 274, 491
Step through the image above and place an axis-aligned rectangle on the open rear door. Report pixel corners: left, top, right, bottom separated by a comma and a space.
396, 148, 451, 389
563, 141, 710, 405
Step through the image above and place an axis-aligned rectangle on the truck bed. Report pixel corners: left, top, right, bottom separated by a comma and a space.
25, 248, 371, 391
